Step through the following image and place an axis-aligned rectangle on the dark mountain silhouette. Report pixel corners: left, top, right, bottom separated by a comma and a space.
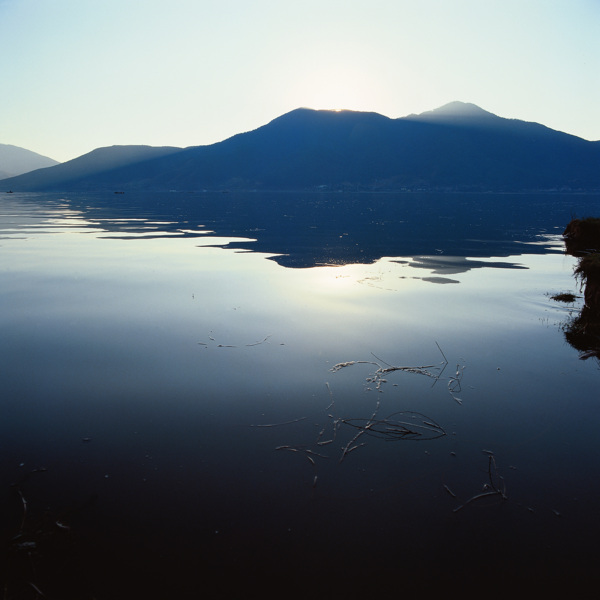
0, 144, 59, 179
2, 102, 599, 192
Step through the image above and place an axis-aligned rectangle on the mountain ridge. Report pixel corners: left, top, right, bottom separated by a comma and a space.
2, 102, 599, 193
0, 144, 59, 179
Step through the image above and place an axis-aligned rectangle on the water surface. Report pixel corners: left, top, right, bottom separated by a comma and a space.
1, 191, 599, 597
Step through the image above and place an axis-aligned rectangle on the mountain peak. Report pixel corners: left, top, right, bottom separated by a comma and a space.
412, 101, 498, 121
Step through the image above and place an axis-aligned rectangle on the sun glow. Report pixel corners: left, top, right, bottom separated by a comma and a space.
288, 64, 389, 114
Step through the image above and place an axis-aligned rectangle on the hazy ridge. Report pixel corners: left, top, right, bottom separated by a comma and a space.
0, 144, 59, 179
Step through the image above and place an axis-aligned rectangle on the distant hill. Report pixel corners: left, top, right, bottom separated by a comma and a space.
0, 145, 183, 191
3, 102, 600, 192
0, 144, 59, 179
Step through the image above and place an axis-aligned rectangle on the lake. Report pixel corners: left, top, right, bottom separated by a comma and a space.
2, 191, 600, 598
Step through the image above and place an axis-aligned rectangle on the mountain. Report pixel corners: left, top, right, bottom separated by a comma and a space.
0, 144, 59, 179
0, 145, 183, 191
2, 102, 599, 192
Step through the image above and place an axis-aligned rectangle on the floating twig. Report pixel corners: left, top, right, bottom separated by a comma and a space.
304, 449, 329, 459
28, 581, 46, 598
453, 455, 508, 513
315, 382, 339, 446
331, 344, 449, 392
341, 411, 446, 441
200, 333, 272, 348
275, 445, 328, 467
443, 484, 457, 498
250, 417, 307, 428
324, 381, 334, 411
246, 335, 272, 347
17, 489, 27, 532
339, 402, 380, 462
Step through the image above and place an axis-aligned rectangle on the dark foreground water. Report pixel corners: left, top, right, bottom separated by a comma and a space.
1, 191, 600, 598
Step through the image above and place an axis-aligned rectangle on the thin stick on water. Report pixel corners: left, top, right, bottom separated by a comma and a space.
340, 401, 380, 463
316, 426, 339, 446
316, 382, 339, 446
345, 442, 366, 455
453, 489, 504, 512
275, 445, 328, 463
246, 335, 272, 347
339, 430, 367, 463
431, 341, 449, 386
341, 411, 446, 441
331, 343, 450, 392
305, 449, 329, 459
370, 352, 394, 368
443, 484, 457, 498
453, 454, 508, 513
28, 582, 46, 598
324, 382, 334, 411
250, 417, 307, 428
435, 341, 448, 364
17, 489, 27, 532
447, 361, 465, 403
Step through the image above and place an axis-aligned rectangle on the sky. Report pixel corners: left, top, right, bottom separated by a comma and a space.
1, 0, 599, 163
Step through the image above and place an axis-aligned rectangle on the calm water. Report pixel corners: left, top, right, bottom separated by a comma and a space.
1, 191, 600, 597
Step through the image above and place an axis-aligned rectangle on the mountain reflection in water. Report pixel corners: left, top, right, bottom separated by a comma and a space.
33, 190, 572, 270
2, 190, 600, 598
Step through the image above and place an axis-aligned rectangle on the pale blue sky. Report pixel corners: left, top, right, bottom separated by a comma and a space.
1, 0, 599, 162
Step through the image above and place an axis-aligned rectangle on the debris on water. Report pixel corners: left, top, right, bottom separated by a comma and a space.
246, 334, 272, 346
15, 541, 37, 550
550, 292, 578, 303
453, 455, 508, 513
250, 417, 307, 427
255, 347, 454, 483
199, 332, 273, 348
341, 411, 446, 441
443, 484, 457, 498
28, 582, 46, 597
330, 343, 466, 405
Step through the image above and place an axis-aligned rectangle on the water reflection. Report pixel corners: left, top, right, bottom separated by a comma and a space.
2, 190, 576, 273
560, 218, 600, 360
398, 255, 528, 275
2, 190, 600, 597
